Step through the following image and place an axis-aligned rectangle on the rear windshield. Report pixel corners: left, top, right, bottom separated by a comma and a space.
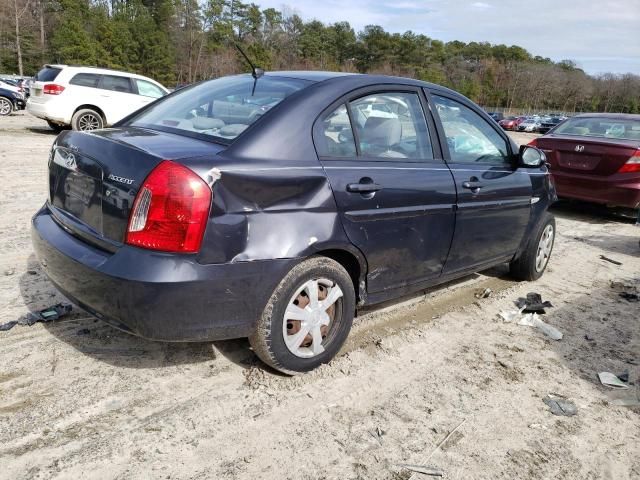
553, 117, 640, 140
126, 75, 311, 143
35, 66, 62, 82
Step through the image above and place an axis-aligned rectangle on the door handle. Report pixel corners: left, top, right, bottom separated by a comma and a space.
346, 182, 383, 194
462, 180, 483, 193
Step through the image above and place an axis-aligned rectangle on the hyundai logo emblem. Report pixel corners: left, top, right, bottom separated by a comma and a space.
574, 145, 585, 153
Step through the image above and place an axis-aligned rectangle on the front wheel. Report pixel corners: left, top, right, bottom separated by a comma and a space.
249, 256, 356, 374
0, 97, 13, 116
510, 213, 556, 281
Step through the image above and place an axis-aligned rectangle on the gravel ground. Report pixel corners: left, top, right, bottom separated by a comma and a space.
0, 111, 638, 480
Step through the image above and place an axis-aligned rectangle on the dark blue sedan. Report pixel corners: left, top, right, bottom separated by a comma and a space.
31, 72, 556, 374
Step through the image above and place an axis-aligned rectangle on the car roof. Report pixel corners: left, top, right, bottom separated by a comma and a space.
264, 70, 461, 96
42, 64, 165, 85
571, 112, 640, 120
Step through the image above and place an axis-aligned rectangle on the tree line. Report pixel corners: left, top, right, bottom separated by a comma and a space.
1, 0, 639, 113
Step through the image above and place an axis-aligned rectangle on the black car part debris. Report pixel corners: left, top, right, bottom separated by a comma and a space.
600, 255, 622, 266
0, 303, 72, 332
515, 292, 553, 313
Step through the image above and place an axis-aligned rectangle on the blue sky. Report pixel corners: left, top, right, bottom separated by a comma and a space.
257, 0, 640, 75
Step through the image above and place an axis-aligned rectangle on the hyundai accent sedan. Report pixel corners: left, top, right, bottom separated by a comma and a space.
32, 71, 556, 374
531, 113, 640, 214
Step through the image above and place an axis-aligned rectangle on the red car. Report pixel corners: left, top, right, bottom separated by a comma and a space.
531, 113, 640, 212
499, 116, 526, 131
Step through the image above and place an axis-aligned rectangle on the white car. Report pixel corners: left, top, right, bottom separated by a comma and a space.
27, 65, 169, 131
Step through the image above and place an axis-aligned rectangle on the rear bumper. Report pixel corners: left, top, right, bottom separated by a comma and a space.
26, 98, 69, 124
31, 205, 296, 341
551, 171, 640, 209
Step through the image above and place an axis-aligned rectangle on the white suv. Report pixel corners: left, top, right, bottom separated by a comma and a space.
27, 65, 169, 131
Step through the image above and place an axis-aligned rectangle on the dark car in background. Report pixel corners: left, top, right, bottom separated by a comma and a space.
487, 111, 504, 122
32, 72, 555, 374
531, 113, 640, 212
0, 86, 25, 115
537, 117, 564, 134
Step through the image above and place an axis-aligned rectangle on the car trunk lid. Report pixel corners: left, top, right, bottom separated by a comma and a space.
537, 135, 640, 176
49, 127, 224, 250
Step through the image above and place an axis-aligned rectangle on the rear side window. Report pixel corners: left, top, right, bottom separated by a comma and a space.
432, 95, 509, 164
317, 104, 357, 157
101, 75, 133, 93
317, 92, 434, 160
350, 93, 433, 159
35, 66, 61, 82
69, 73, 100, 88
135, 79, 165, 98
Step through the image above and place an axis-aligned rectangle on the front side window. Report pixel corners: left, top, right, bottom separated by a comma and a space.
127, 75, 311, 143
350, 92, 433, 159
70, 73, 100, 88
136, 79, 165, 98
101, 75, 133, 93
432, 95, 509, 164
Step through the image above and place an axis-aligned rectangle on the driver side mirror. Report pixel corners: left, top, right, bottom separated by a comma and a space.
519, 145, 546, 167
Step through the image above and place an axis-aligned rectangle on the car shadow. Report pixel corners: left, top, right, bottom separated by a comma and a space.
551, 200, 638, 225
17, 254, 258, 370
542, 280, 639, 413
26, 126, 60, 135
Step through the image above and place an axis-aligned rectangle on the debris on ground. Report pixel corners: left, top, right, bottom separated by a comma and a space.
499, 309, 522, 323
515, 292, 553, 313
474, 288, 492, 299
599, 255, 622, 266
619, 292, 639, 302
396, 464, 443, 477
0, 303, 72, 332
543, 394, 577, 416
598, 372, 630, 389
518, 313, 563, 340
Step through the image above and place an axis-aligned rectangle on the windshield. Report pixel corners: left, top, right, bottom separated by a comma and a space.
553, 117, 640, 140
126, 75, 312, 143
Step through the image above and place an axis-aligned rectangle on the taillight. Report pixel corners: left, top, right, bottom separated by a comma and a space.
618, 150, 640, 173
528, 138, 538, 147
125, 161, 212, 253
43, 84, 65, 95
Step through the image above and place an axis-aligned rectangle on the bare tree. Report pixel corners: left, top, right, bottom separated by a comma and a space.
13, 0, 31, 75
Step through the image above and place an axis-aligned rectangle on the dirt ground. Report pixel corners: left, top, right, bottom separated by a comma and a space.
1, 111, 639, 480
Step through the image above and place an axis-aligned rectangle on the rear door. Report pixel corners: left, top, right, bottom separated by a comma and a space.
316, 87, 457, 294
97, 75, 138, 124
428, 92, 533, 274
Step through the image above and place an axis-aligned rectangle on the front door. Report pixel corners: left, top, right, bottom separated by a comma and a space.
316, 88, 457, 293
428, 93, 533, 274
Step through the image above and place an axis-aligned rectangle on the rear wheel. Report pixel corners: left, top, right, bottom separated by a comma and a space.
0, 97, 13, 116
71, 108, 104, 131
249, 256, 356, 374
510, 213, 555, 281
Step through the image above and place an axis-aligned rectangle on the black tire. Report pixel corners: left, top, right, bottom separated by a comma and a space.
510, 213, 556, 281
249, 256, 356, 375
71, 108, 104, 131
47, 120, 65, 133
0, 96, 13, 116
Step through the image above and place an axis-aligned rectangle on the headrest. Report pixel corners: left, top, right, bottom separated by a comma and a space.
361, 116, 402, 147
